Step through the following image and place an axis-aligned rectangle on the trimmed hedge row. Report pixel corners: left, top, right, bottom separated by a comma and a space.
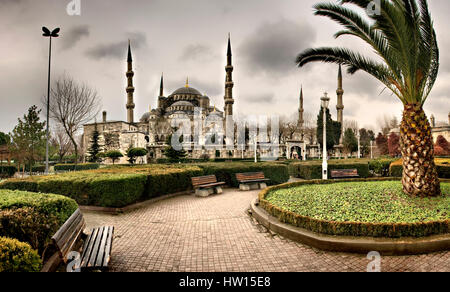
0, 237, 42, 272
0, 166, 17, 178
197, 162, 290, 188
290, 161, 370, 180
54, 163, 100, 172
0, 163, 290, 208
0, 190, 78, 254
259, 179, 450, 238
0, 173, 148, 208
389, 159, 450, 178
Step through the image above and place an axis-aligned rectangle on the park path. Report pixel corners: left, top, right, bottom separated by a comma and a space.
83, 189, 450, 272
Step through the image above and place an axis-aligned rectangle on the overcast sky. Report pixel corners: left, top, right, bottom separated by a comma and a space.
0, 0, 449, 134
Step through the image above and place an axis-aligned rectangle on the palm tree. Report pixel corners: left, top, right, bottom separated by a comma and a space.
297, 0, 441, 197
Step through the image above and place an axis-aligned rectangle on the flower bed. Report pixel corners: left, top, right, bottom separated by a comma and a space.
259, 179, 450, 238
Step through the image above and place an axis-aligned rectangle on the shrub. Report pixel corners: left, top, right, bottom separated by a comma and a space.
368, 158, 397, 177
0, 166, 17, 178
54, 163, 100, 172
105, 150, 124, 165
127, 148, 148, 164
0, 237, 42, 272
197, 162, 289, 187
291, 160, 370, 179
389, 159, 450, 178
0, 190, 78, 253
146, 166, 204, 198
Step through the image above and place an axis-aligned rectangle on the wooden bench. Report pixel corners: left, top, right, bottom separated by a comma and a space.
330, 169, 360, 179
51, 209, 114, 272
236, 172, 270, 191
191, 175, 226, 197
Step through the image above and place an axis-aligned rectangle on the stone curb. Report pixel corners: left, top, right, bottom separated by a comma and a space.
250, 198, 450, 256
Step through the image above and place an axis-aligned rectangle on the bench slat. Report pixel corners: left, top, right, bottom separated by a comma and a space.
102, 227, 114, 267
80, 228, 100, 268
236, 172, 268, 183
59, 218, 85, 261
52, 209, 81, 243
95, 226, 110, 268
87, 227, 105, 268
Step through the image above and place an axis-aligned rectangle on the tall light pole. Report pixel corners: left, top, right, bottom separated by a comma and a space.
370, 140, 374, 159
321, 92, 330, 180
357, 131, 361, 158
254, 134, 258, 163
42, 27, 60, 174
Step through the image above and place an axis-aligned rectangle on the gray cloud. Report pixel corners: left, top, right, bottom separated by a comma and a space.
85, 32, 147, 60
60, 25, 90, 50
179, 44, 217, 62
245, 93, 275, 104
239, 18, 316, 78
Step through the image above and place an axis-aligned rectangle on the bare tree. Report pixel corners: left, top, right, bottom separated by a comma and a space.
303, 112, 316, 144
50, 125, 72, 162
45, 75, 101, 164
377, 114, 400, 135
344, 119, 359, 134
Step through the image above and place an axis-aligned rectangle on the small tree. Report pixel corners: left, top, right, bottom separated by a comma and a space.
0, 132, 10, 166
105, 150, 123, 165
127, 147, 147, 164
317, 107, 341, 151
9, 106, 46, 174
375, 133, 389, 156
388, 133, 401, 157
435, 135, 449, 156
342, 129, 358, 156
87, 123, 103, 163
162, 134, 187, 163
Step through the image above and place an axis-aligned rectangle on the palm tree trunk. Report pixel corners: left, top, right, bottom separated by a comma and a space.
400, 104, 441, 197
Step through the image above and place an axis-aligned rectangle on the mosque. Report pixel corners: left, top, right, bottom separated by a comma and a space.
82, 37, 349, 163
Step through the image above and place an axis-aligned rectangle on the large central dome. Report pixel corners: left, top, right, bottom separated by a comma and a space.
170, 86, 202, 96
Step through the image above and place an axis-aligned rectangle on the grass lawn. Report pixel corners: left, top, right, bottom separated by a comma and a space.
265, 181, 450, 224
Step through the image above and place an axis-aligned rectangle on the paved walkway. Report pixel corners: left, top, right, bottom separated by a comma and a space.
83, 189, 450, 272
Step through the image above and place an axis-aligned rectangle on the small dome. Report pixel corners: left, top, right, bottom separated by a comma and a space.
140, 112, 151, 122
171, 101, 194, 107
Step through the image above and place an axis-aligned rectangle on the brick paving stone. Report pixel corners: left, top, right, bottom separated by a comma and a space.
83, 189, 450, 272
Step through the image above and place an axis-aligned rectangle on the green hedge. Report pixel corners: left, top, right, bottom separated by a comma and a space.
390, 163, 450, 178
0, 190, 78, 254
368, 158, 397, 177
146, 167, 204, 198
0, 163, 290, 208
290, 161, 370, 180
0, 166, 17, 178
259, 179, 450, 238
0, 237, 42, 272
196, 162, 289, 187
54, 163, 100, 172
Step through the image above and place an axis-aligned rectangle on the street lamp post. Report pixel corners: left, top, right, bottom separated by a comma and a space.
370, 140, 374, 159
357, 132, 361, 158
42, 27, 60, 175
254, 134, 257, 163
321, 92, 330, 180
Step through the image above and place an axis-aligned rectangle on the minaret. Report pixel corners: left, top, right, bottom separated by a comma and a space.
430, 115, 436, 128
159, 74, 164, 97
336, 64, 344, 144
126, 40, 135, 124
224, 34, 234, 117
298, 86, 304, 129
